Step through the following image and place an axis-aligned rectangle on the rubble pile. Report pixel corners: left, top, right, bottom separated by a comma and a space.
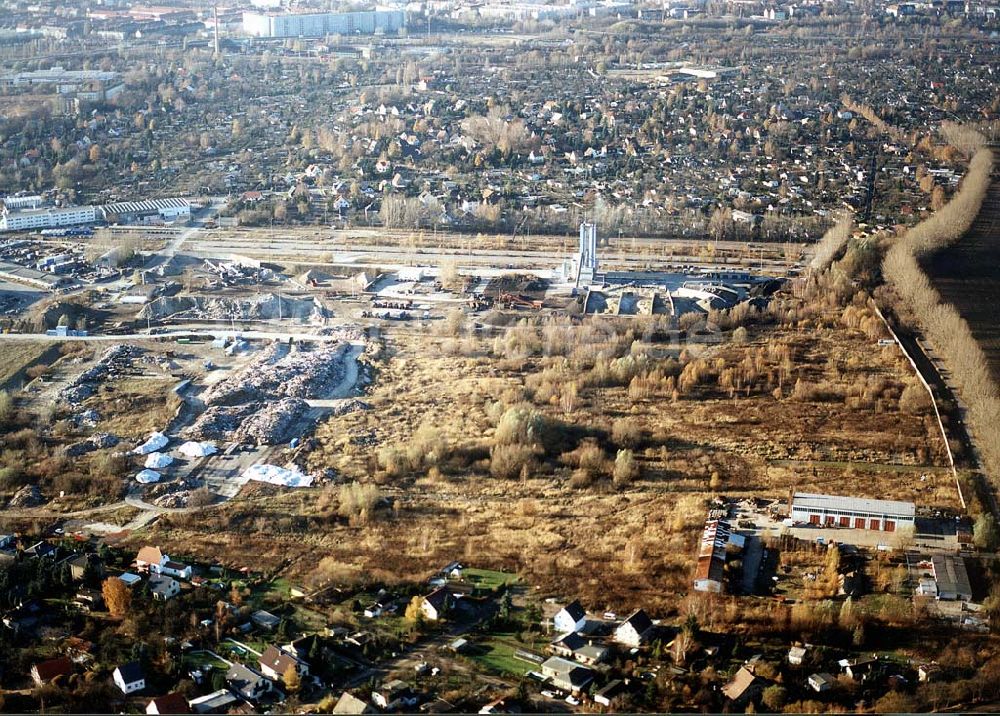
183, 403, 258, 441
139, 293, 326, 323
8, 484, 43, 508
330, 399, 371, 416
232, 398, 308, 446
65, 432, 119, 457
60, 345, 141, 405
203, 342, 346, 406
202, 343, 289, 406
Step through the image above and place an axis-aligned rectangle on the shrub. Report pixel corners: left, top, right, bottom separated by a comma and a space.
494, 403, 548, 447
611, 418, 642, 448
188, 487, 215, 507
613, 449, 639, 486
489, 444, 537, 479
974, 513, 999, 550
898, 382, 932, 414
0, 390, 12, 427
338, 482, 380, 518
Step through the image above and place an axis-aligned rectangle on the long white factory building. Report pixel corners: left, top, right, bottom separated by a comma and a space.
790, 492, 915, 532
0, 197, 191, 232
242, 9, 406, 37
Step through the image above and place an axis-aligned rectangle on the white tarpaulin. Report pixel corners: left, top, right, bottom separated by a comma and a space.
136, 469, 161, 484
133, 432, 169, 455
242, 463, 313, 488
144, 452, 174, 469
178, 440, 218, 458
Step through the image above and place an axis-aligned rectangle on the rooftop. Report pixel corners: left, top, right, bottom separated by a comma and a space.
792, 492, 916, 518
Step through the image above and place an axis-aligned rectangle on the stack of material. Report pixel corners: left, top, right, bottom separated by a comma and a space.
133, 432, 169, 455
183, 404, 257, 441
178, 440, 217, 458
203, 343, 346, 406
242, 463, 312, 487
61, 345, 141, 405
232, 398, 308, 446
66, 432, 119, 456
144, 452, 174, 469
135, 469, 161, 484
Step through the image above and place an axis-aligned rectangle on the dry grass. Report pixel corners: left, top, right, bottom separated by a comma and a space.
141, 296, 953, 612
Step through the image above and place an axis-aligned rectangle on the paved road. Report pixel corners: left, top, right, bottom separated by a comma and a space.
0, 329, 361, 343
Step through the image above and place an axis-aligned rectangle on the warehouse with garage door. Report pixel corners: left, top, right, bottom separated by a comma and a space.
790, 493, 915, 532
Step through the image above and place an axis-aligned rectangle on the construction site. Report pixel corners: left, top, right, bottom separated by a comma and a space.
0, 214, 798, 525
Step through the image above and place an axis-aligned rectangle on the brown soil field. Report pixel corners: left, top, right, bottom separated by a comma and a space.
923, 179, 1000, 383
143, 292, 954, 614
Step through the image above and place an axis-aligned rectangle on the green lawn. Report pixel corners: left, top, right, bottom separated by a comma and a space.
460, 568, 520, 590
183, 651, 231, 671
468, 632, 541, 677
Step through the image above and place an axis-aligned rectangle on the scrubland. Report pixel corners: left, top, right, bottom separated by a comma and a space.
142, 267, 953, 613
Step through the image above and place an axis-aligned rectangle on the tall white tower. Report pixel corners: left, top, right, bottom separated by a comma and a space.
574, 222, 598, 286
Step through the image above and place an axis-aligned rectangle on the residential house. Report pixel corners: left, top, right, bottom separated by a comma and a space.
146, 693, 191, 714
25, 541, 57, 559
31, 657, 73, 685
149, 575, 181, 601
574, 642, 609, 665
478, 697, 522, 714
135, 546, 192, 580
787, 645, 807, 665
66, 553, 102, 581
420, 588, 450, 621
553, 599, 586, 634
594, 679, 629, 707
226, 663, 271, 702
251, 609, 281, 631
0, 534, 13, 549
919, 663, 943, 682
614, 609, 654, 647
548, 632, 608, 664
540, 656, 595, 693
841, 656, 878, 681
549, 631, 585, 658
259, 644, 309, 682
808, 673, 836, 693
332, 692, 376, 714
113, 661, 146, 694
722, 666, 764, 708
72, 588, 104, 612
372, 679, 418, 710
188, 689, 240, 714
119, 572, 142, 587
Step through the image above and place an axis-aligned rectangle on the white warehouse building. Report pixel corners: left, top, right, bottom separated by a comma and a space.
242, 10, 406, 37
790, 492, 915, 533
99, 198, 191, 224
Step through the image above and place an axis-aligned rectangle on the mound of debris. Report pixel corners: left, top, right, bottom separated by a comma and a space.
8, 484, 43, 508
65, 432, 119, 457
234, 398, 308, 446
183, 403, 257, 442
183, 398, 307, 446
60, 345, 142, 405
203, 342, 347, 406
139, 293, 326, 323
329, 399, 371, 416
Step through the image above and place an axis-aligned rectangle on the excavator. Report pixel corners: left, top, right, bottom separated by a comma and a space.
498, 292, 543, 310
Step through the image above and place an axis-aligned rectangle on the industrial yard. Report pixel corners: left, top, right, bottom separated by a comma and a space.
1, 0, 999, 713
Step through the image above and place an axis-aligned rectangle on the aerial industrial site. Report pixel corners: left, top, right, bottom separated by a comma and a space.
0, 0, 998, 713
